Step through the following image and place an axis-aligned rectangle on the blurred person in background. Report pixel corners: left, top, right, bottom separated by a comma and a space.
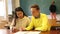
49, 1, 57, 20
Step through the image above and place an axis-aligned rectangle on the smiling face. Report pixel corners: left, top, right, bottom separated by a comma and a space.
31, 8, 40, 17
30, 4, 40, 18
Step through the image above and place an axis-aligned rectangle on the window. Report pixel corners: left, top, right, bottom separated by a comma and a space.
8, 0, 12, 14
0, 0, 6, 18
0, 0, 12, 19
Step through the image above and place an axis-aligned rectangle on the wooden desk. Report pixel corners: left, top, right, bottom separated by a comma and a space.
49, 19, 60, 26
12, 30, 60, 34
41, 30, 60, 34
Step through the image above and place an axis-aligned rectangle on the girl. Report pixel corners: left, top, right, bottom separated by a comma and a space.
11, 7, 30, 32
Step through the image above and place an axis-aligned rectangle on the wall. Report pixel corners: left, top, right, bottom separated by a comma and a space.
12, 0, 20, 11
20, 0, 60, 16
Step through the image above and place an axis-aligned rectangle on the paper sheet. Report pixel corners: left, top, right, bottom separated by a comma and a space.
14, 31, 41, 34
0, 29, 7, 34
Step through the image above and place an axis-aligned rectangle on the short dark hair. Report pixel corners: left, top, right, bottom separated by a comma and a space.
31, 4, 40, 10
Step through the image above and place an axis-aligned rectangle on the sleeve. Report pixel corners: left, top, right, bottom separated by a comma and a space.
10, 18, 15, 27
25, 16, 34, 30
54, 5, 56, 11
10, 18, 15, 30
26, 17, 31, 27
35, 14, 49, 31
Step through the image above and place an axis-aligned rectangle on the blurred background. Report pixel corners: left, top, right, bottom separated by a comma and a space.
0, 0, 60, 31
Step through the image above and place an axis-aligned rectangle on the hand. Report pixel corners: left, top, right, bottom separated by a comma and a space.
22, 27, 26, 31
13, 27, 16, 30
12, 27, 19, 33
19, 27, 26, 31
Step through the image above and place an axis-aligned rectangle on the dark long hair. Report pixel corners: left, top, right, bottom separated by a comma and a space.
14, 7, 27, 26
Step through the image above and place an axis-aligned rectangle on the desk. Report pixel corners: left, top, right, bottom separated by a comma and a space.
41, 30, 60, 34
0, 29, 60, 34
12, 30, 60, 34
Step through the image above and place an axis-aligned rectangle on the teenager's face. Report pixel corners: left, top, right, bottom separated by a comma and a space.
31, 8, 40, 17
16, 11, 24, 18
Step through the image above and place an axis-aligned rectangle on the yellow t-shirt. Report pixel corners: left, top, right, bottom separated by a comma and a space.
25, 13, 50, 31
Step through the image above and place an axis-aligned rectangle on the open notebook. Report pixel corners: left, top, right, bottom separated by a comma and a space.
14, 31, 41, 34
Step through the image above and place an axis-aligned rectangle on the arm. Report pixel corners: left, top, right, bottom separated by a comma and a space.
54, 5, 56, 11
26, 17, 31, 27
10, 18, 15, 27
25, 16, 34, 30
49, 5, 51, 10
